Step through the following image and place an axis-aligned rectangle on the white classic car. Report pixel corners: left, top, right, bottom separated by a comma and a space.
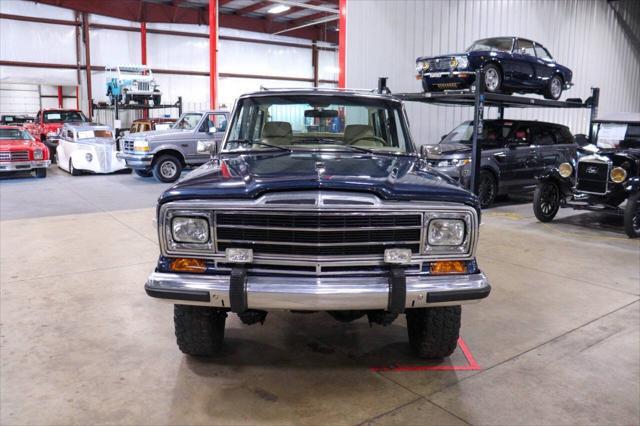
56, 122, 128, 175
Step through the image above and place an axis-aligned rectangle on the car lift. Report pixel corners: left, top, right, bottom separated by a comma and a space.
382, 71, 600, 196
91, 96, 183, 136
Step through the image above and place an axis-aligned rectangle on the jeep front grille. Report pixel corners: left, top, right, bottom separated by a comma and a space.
215, 212, 422, 257
576, 160, 609, 194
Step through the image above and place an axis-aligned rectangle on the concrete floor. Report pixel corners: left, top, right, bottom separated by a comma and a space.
1, 167, 639, 425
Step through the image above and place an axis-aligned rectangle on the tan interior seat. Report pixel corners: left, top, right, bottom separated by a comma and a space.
262, 121, 292, 146
343, 124, 384, 147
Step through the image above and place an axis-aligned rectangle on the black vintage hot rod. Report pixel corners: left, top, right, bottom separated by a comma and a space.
533, 114, 640, 238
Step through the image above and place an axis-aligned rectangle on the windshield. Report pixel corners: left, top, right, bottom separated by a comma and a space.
77, 129, 113, 139
172, 113, 203, 130
595, 122, 640, 149
43, 111, 88, 123
224, 94, 412, 154
466, 38, 513, 52
441, 121, 512, 147
0, 129, 32, 140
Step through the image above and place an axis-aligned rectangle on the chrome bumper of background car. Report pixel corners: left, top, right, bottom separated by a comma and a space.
118, 152, 153, 168
145, 271, 491, 310
0, 160, 50, 171
421, 71, 474, 78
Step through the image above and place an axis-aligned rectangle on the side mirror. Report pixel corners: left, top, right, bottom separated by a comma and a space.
420, 145, 429, 158
208, 126, 217, 134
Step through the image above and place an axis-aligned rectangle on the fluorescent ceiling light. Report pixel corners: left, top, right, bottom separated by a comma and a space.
268, 5, 291, 14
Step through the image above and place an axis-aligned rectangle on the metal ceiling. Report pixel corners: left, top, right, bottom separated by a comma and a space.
32, 0, 339, 42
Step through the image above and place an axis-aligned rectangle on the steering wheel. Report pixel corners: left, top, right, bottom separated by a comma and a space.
349, 135, 388, 147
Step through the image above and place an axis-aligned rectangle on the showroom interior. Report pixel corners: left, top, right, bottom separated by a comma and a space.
0, 0, 639, 424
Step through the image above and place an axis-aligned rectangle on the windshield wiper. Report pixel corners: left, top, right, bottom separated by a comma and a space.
291, 137, 378, 154
226, 139, 291, 152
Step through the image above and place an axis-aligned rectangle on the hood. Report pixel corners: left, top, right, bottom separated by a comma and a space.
76, 137, 116, 146
424, 143, 473, 159
0, 139, 41, 150
417, 52, 468, 61
129, 128, 186, 141
159, 151, 479, 209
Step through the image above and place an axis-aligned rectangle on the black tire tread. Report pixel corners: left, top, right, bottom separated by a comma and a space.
478, 170, 497, 209
35, 168, 47, 178
533, 181, 559, 222
623, 192, 640, 238
174, 305, 227, 356
406, 306, 461, 359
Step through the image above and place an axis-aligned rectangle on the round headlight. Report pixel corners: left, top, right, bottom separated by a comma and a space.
34, 149, 43, 160
610, 167, 627, 183
423, 61, 429, 71
85, 153, 93, 162
172, 217, 209, 244
558, 162, 573, 178
450, 57, 459, 68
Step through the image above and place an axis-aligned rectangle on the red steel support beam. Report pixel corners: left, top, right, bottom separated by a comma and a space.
338, 0, 346, 88
209, 0, 218, 110
141, 22, 147, 65
57, 86, 63, 108
82, 12, 93, 117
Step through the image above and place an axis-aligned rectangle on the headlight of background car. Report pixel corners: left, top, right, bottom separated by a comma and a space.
455, 55, 469, 69
172, 217, 209, 244
33, 149, 43, 160
428, 219, 466, 246
558, 162, 573, 178
415, 61, 424, 74
437, 158, 471, 167
610, 166, 627, 183
133, 139, 149, 152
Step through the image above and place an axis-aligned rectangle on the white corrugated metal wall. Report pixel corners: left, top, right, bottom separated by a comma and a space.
346, 0, 640, 145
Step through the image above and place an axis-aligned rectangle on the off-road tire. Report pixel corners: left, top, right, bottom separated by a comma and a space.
134, 169, 153, 178
174, 305, 227, 356
152, 154, 182, 183
533, 181, 560, 222
406, 306, 461, 359
35, 168, 47, 178
623, 192, 640, 238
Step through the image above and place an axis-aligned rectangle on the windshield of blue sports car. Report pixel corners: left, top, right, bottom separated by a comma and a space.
223, 94, 413, 154
466, 38, 513, 53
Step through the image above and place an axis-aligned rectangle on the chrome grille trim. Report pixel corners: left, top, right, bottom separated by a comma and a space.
0, 150, 29, 162
157, 191, 479, 274
576, 157, 611, 195
123, 140, 135, 153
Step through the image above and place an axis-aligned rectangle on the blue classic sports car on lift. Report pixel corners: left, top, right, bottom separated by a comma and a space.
416, 37, 573, 100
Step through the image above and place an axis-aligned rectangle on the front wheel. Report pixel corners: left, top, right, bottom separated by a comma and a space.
623, 192, 640, 238
533, 181, 560, 222
406, 306, 461, 359
152, 154, 182, 183
483, 64, 502, 93
544, 75, 563, 100
174, 305, 227, 356
478, 170, 497, 208
69, 159, 80, 176
34, 168, 47, 178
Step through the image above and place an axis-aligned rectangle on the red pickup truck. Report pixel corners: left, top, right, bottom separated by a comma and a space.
0, 126, 51, 178
24, 109, 89, 163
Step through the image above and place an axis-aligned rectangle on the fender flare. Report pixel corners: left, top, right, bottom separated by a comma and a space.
537, 167, 574, 196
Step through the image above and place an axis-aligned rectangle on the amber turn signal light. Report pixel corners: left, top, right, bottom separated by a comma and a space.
430, 261, 466, 275
170, 258, 207, 273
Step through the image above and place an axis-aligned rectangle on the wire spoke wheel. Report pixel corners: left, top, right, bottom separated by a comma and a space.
540, 183, 559, 215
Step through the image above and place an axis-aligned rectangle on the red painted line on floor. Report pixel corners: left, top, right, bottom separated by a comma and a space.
370, 337, 482, 372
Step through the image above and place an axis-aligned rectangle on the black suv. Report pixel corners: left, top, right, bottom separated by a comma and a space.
423, 119, 578, 208
533, 113, 640, 238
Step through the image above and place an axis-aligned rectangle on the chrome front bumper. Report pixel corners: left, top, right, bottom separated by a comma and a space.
0, 160, 51, 171
145, 271, 491, 310
117, 152, 153, 168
